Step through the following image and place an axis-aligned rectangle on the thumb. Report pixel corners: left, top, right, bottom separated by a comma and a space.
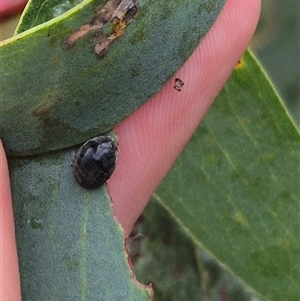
0, 140, 21, 301
107, 0, 261, 236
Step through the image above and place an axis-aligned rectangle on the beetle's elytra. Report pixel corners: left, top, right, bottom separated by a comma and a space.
73, 136, 118, 189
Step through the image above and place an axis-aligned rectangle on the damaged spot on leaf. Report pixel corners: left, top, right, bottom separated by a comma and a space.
62, 0, 138, 58
32, 94, 61, 117
235, 58, 244, 69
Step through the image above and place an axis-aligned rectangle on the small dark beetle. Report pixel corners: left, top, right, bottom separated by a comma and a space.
73, 136, 118, 189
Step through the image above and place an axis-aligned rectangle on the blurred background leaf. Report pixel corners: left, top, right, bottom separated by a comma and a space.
251, 0, 300, 125
145, 50, 299, 301
132, 198, 261, 301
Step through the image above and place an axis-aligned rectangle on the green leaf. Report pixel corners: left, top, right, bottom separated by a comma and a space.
9, 142, 152, 300
0, 0, 225, 156
133, 198, 260, 301
16, 0, 84, 33
155, 50, 300, 301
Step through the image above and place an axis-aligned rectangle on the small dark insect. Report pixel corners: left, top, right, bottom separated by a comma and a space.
73, 136, 118, 189
174, 78, 184, 92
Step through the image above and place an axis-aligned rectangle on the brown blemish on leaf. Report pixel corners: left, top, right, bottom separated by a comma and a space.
32, 95, 60, 117
235, 57, 244, 69
94, 36, 113, 58
33, 105, 51, 117
62, 0, 138, 58
62, 24, 91, 49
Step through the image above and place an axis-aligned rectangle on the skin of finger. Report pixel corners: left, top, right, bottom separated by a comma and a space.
107, 0, 261, 236
0, 141, 21, 301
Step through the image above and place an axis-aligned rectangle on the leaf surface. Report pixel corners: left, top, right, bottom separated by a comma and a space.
155, 50, 300, 301
0, 0, 225, 156
9, 143, 152, 300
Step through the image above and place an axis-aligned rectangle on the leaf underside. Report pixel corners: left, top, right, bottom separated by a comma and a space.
9, 146, 152, 300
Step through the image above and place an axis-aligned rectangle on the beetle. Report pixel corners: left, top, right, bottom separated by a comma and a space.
73, 136, 118, 189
